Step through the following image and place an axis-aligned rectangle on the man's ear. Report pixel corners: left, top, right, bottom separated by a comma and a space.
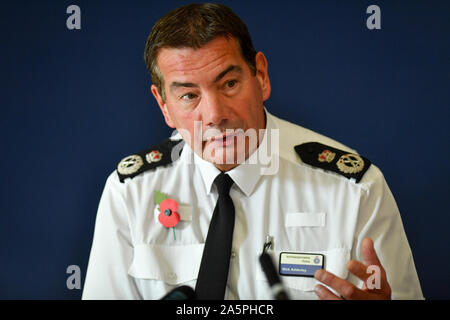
254, 52, 271, 102
151, 84, 176, 128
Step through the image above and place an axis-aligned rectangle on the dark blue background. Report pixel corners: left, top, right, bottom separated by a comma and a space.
1, 0, 449, 299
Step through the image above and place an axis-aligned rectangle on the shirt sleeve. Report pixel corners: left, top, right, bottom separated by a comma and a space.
82, 171, 142, 299
349, 165, 424, 300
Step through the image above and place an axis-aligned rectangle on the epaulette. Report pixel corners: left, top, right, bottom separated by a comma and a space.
294, 142, 371, 183
116, 138, 184, 183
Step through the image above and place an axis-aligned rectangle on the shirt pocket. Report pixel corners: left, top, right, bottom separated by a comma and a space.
256, 247, 350, 294
128, 243, 204, 285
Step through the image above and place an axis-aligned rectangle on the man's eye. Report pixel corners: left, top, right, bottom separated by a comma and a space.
180, 93, 197, 101
226, 80, 237, 88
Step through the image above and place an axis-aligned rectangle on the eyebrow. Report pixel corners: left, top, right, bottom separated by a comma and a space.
169, 65, 243, 92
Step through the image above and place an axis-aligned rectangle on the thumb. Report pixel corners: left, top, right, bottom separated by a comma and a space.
361, 238, 382, 267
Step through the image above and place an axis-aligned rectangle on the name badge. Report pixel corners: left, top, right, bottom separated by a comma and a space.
279, 252, 324, 277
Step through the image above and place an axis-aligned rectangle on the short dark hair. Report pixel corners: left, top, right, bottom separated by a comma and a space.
144, 3, 257, 102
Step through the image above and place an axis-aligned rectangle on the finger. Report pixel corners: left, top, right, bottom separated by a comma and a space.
314, 269, 368, 300
347, 260, 383, 292
347, 260, 371, 283
314, 284, 342, 300
348, 254, 391, 297
361, 238, 389, 283
361, 238, 382, 267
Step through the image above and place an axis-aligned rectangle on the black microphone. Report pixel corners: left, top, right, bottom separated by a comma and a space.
259, 252, 289, 300
160, 285, 196, 300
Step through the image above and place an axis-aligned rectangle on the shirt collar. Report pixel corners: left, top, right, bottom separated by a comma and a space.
180, 107, 277, 197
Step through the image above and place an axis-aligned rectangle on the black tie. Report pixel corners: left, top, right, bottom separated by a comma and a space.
195, 173, 235, 300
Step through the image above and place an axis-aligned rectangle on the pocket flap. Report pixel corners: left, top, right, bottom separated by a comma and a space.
285, 212, 326, 227
128, 243, 204, 285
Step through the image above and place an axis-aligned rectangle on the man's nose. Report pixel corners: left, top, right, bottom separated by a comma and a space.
200, 93, 228, 127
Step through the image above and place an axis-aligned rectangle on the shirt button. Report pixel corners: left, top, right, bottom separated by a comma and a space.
231, 251, 236, 258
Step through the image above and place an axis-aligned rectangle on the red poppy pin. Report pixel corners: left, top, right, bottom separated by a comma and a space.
154, 190, 180, 240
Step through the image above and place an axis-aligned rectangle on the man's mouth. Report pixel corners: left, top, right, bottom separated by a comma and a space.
205, 131, 242, 147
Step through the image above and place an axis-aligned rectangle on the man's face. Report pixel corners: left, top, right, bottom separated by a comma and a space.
151, 36, 271, 171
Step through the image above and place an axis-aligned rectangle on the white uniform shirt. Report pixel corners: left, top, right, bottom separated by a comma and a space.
82, 110, 424, 300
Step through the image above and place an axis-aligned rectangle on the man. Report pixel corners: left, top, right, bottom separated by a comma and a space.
82, 3, 423, 300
